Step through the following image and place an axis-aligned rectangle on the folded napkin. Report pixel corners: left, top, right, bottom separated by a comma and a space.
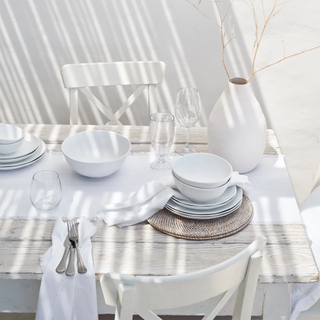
290, 185, 320, 320
36, 217, 98, 320
98, 172, 251, 227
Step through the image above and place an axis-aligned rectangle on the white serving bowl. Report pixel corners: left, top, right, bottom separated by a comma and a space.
0, 124, 25, 145
172, 153, 232, 188
0, 137, 25, 154
173, 172, 230, 203
61, 130, 131, 178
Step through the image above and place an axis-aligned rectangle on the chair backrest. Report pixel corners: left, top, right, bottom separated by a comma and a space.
60, 61, 166, 125
100, 235, 266, 320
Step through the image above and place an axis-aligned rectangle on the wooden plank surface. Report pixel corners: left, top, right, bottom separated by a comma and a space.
0, 221, 317, 284
15, 124, 280, 155
0, 125, 317, 286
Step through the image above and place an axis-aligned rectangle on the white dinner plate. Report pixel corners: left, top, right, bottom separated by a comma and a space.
171, 185, 237, 208
171, 186, 237, 210
0, 132, 39, 162
0, 139, 46, 170
167, 187, 243, 215
165, 199, 242, 220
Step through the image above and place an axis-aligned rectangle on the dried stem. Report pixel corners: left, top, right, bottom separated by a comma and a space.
185, 0, 221, 28
214, 0, 231, 79
247, 1, 277, 81
252, 45, 320, 76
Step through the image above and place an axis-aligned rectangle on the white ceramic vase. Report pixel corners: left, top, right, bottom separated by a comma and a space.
207, 77, 267, 173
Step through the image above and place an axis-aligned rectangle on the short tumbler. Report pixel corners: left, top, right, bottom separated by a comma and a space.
30, 170, 62, 211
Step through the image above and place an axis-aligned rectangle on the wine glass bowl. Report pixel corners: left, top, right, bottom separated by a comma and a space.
149, 112, 175, 171
175, 87, 201, 154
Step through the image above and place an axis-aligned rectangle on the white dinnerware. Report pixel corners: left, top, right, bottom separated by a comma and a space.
165, 187, 243, 220
61, 130, 131, 178
0, 123, 25, 144
0, 137, 25, 154
167, 186, 241, 215
149, 112, 175, 171
173, 172, 230, 202
0, 132, 39, 160
0, 139, 46, 170
171, 185, 237, 210
30, 170, 62, 211
172, 153, 232, 188
175, 87, 201, 154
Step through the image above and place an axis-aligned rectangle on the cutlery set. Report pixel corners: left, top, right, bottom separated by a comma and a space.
56, 220, 87, 276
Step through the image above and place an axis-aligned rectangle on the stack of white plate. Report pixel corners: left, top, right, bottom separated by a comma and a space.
0, 131, 46, 171
166, 186, 243, 220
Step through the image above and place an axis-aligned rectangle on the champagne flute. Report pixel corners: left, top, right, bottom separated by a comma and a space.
149, 112, 175, 171
175, 87, 201, 154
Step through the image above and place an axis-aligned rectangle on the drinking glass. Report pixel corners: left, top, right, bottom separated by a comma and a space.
175, 87, 201, 154
149, 112, 175, 171
30, 170, 62, 211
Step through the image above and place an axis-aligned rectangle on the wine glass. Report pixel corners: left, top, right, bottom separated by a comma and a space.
30, 170, 62, 211
175, 87, 201, 154
149, 112, 175, 171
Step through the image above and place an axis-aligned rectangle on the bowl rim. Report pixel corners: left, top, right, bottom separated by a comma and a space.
172, 153, 232, 187
172, 171, 231, 191
0, 136, 25, 147
0, 124, 25, 144
61, 130, 131, 165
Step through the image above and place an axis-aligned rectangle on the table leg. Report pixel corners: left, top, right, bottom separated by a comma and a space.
260, 284, 292, 320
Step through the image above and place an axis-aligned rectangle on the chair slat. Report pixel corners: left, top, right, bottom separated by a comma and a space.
111, 84, 147, 125
79, 87, 121, 125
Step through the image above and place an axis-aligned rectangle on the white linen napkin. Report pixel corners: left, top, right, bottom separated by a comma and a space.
290, 185, 320, 320
35, 217, 98, 320
98, 172, 251, 227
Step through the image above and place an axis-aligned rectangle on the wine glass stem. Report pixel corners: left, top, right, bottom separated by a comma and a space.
158, 154, 165, 164
185, 127, 190, 149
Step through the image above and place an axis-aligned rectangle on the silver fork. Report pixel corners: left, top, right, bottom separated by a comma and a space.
68, 220, 87, 274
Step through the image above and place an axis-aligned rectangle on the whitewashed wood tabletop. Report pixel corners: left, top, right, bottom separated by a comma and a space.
0, 125, 317, 287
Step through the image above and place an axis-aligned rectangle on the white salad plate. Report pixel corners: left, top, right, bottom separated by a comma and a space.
0, 139, 46, 170
165, 199, 242, 220
167, 187, 242, 215
171, 185, 237, 210
0, 133, 39, 162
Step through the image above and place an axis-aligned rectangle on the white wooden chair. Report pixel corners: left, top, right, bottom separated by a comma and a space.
60, 61, 166, 125
100, 235, 266, 320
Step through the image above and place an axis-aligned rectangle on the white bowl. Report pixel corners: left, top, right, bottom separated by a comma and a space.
0, 137, 25, 154
0, 124, 25, 145
173, 172, 230, 203
172, 153, 232, 188
61, 130, 131, 178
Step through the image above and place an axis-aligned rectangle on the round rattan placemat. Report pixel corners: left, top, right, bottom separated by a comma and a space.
147, 195, 253, 240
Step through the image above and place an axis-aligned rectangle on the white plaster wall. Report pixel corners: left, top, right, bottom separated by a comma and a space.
0, 0, 320, 204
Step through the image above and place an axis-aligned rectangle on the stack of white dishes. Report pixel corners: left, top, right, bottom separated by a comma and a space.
168, 153, 243, 220
0, 124, 46, 170
166, 186, 243, 220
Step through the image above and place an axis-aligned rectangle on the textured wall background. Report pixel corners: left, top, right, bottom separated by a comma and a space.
1, 0, 320, 204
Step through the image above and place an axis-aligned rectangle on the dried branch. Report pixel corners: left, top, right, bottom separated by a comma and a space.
252, 45, 320, 76
248, 0, 278, 82
185, 0, 221, 28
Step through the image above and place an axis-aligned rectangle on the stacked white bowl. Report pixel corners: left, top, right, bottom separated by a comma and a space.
172, 153, 233, 203
0, 124, 25, 154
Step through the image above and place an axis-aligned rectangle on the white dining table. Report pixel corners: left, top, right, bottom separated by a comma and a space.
0, 124, 317, 320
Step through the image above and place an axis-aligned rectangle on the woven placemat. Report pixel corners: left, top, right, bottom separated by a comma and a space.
147, 195, 253, 240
